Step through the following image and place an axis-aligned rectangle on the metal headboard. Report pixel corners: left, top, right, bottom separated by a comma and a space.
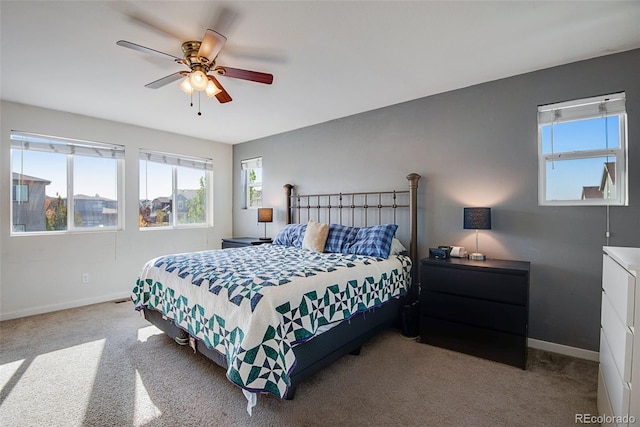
283, 173, 421, 267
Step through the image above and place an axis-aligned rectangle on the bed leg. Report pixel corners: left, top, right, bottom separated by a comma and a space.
349, 346, 362, 356
285, 387, 297, 400
174, 336, 189, 346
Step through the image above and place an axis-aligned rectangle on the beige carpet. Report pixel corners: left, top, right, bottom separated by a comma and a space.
0, 300, 598, 427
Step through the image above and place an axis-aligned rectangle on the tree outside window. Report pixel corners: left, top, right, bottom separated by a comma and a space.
139, 150, 212, 229
10, 132, 124, 234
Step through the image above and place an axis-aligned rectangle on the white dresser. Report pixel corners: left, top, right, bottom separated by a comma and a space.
598, 246, 640, 426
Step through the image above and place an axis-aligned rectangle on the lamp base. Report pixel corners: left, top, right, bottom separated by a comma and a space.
259, 237, 271, 241
468, 252, 486, 261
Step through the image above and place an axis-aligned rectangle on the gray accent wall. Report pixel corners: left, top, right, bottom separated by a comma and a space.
233, 49, 639, 352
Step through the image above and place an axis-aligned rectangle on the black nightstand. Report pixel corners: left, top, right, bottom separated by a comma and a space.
419, 257, 530, 369
221, 237, 272, 249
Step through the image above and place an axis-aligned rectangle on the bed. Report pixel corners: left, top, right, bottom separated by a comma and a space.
131, 173, 421, 410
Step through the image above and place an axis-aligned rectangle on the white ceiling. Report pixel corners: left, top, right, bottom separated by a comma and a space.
2, 1, 639, 145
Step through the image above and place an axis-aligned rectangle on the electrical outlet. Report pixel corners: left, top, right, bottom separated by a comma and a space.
82, 273, 89, 284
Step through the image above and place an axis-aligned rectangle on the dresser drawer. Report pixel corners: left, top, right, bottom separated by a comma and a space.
602, 254, 636, 328
601, 293, 634, 382
600, 329, 631, 419
597, 367, 615, 426
421, 265, 527, 305
421, 291, 527, 335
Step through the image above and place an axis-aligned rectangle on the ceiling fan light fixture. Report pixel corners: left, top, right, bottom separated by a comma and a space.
178, 78, 193, 95
117, 28, 273, 108
188, 69, 209, 91
205, 80, 221, 98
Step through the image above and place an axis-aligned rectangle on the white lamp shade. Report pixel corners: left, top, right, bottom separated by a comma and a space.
205, 79, 221, 98
189, 70, 209, 91
178, 78, 193, 95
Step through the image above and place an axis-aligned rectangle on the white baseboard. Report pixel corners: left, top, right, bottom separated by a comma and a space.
0, 292, 131, 321
528, 338, 599, 362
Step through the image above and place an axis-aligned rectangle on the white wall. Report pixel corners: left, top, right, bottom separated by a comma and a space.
0, 101, 233, 320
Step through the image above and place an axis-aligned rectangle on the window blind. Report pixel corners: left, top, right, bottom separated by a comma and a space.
241, 157, 262, 170
11, 131, 125, 159
139, 149, 213, 171
538, 92, 626, 125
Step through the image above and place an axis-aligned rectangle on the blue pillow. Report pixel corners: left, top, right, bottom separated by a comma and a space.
346, 224, 398, 258
324, 224, 359, 253
272, 223, 307, 247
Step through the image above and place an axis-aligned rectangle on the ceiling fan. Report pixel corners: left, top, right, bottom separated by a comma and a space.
117, 29, 273, 113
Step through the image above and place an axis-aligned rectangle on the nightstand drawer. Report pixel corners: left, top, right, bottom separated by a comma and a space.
422, 265, 527, 305
421, 291, 527, 335
420, 316, 527, 369
222, 241, 249, 249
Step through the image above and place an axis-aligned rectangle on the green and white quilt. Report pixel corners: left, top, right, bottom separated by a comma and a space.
131, 244, 411, 399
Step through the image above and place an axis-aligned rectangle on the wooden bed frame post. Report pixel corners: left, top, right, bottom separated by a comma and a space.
284, 184, 294, 225
406, 173, 421, 270
406, 173, 421, 295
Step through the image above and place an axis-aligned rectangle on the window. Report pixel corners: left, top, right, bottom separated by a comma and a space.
10, 131, 124, 233
537, 92, 628, 206
139, 150, 212, 229
241, 157, 262, 209
12, 184, 28, 202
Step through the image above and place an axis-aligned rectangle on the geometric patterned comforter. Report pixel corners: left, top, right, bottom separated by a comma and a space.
131, 244, 411, 399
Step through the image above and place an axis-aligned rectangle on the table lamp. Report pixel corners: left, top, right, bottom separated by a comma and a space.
463, 207, 491, 261
257, 208, 273, 240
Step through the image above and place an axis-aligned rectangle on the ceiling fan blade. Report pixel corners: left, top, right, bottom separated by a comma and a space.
210, 6, 239, 36
145, 72, 187, 89
208, 75, 232, 103
213, 66, 273, 84
116, 40, 181, 61
198, 29, 227, 61
222, 45, 288, 64
110, 2, 190, 41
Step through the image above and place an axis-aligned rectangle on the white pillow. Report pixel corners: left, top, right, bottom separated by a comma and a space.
302, 220, 329, 252
389, 237, 407, 255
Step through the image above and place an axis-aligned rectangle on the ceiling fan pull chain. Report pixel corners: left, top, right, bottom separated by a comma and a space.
198, 91, 202, 116
190, 90, 193, 108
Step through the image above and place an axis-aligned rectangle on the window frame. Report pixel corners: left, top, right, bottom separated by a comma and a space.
139, 149, 213, 230
241, 157, 263, 209
537, 92, 628, 206
10, 131, 125, 235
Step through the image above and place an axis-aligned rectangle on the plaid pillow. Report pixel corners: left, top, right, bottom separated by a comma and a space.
272, 223, 307, 247
324, 224, 359, 253
346, 224, 399, 258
